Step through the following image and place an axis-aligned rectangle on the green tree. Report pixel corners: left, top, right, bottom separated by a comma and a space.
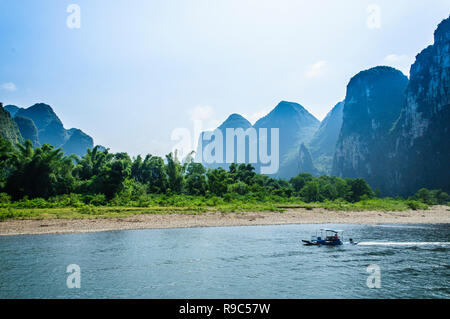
290, 173, 313, 193
332, 176, 352, 201
228, 181, 249, 195
434, 190, 450, 205
411, 188, 449, 205
347, 178, 373, 202
131, 155, 144, 182
300, 180, 322, 202
207, 167, 230, 196
184, 162, 207, 195
165, 152, 184, 194
143, 155, 168, 193
229, 163, 256, 185
0, 137, 15, 188
73, 146, 114, 180
92, 156, 131, 199
6, 142, 75, 199
317, 176, 337, 200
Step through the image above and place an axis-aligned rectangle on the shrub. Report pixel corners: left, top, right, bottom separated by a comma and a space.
406, 200, 428, 210
228, 182, 249, 195
412, 188, 434, 204
15, 197, 52, 209
48, 194, 84, 207
77, 205, 99, 215
0, 208, 14, 221
85, 194, 107, 206
410, 188, 449, 205
432, 190, 449, 205
0, 193, 11, 205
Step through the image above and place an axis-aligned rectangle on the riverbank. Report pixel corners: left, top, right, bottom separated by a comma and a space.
0, 205, 448, 236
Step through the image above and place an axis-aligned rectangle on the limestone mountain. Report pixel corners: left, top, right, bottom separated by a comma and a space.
4, 105, 20, 117
298, 143, 319, 176
219, 113, 253, 131
0, 103, 23, 145
13, 116, 40, 147
15, 103, 67, 147
254, 101, 320, 178
5, 103, 94, 157
331, 16, 450, 196
195, 113, 253, 169
63, 129, 94, 157
332, 66, 409, 192
389, 15, 450, 195
308, 101, 344, 174
197, 101, 320, 178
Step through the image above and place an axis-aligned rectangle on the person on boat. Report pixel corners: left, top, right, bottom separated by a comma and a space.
334, 233, 339, 239
349, 238, 354, 244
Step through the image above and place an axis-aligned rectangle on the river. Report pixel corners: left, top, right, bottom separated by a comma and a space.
0, 224, 448, 298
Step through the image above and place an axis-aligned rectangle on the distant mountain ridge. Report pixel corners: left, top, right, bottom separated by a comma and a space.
2, 16, 449, 197
195, 113, 254, 170
196, 101, 320, 178
195, 15, 449, 197
3, 103, 93, 157
219, 113, 252, 130
254, 101, 320, 178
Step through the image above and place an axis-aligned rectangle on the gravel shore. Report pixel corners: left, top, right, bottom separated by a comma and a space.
0, 206, 449, 236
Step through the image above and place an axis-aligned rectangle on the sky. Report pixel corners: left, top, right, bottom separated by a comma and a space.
1, 0, 449, 157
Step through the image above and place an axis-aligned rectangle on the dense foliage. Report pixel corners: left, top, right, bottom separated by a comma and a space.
0, 138, 447, 210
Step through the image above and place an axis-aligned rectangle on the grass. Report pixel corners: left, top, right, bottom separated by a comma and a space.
316, 198, 428, 211
0, 206, 210, 221
0, 197, 431, 221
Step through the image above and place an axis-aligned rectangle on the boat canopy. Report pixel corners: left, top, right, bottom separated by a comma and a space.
320, 229, 343, 233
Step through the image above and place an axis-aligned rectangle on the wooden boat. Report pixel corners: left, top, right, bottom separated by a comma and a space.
302, 229, 344, 246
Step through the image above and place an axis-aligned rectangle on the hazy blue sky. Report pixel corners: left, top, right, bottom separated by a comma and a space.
1, 0, 449, 156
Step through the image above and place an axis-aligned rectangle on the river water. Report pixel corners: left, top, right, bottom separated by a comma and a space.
0, 224, 448, 298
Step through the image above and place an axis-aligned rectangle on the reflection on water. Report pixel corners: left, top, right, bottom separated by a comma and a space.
0, 224, 449, 298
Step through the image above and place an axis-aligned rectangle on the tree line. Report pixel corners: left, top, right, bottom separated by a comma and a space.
0, 137, 447, 206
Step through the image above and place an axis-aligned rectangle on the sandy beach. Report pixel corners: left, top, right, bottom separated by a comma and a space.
0, 206, 448, 236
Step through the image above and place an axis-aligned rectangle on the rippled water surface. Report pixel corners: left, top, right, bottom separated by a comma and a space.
0, 224, 449, 298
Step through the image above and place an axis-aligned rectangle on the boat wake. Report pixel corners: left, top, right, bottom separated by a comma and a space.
373, 225, 429, 229
357, 242, 450, 246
